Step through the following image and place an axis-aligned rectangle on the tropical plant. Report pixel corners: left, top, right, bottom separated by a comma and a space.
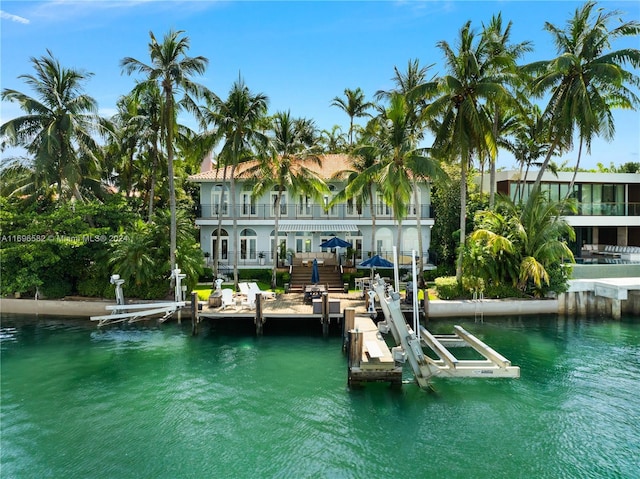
121, 29, 211, 276
524, 1, 640, 191
426, 20, 514, 282
250, 110, 328, 288
467, 187, 576, 296
1, 50, 110, 203
330, 87, 374, 146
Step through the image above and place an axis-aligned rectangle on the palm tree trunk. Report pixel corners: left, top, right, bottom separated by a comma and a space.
566, 137, 583, 200
272, 188, 282, 289
230, 162, 239, 291
414, 180, 423, 272
456, 151, 468, 283
147, 144, 159, 222
532, 136, 561, 191
166, 93, 177, 280
369, 184, 376, 257
214, 162, 228, 279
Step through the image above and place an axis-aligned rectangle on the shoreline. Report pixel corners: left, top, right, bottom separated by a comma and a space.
0, 296, 560, 319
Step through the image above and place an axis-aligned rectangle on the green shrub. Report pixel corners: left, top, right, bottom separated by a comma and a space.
484, 282, 524, 299
40, 279, 73, 299
434, 276, 461, 300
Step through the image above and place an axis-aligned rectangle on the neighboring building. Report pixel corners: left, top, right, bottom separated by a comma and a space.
188, 154, 434, 270
489, 170, 640, 256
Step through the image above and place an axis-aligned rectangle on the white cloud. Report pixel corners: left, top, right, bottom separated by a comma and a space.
0, 10, 30, 24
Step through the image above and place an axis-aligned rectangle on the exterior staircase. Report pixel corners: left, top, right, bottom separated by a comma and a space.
288, 265, 345, 293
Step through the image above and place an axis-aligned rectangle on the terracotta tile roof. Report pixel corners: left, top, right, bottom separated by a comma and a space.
188, 153, 355, 182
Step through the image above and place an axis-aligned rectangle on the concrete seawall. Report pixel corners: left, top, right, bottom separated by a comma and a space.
427, 298, 558, 318
1, 298, 115, 317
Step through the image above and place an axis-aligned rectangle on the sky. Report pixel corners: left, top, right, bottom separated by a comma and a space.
1, 0, 639, 171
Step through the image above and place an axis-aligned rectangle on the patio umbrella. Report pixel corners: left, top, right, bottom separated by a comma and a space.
311, 258, 320, 284
319, 237, 352, 249
359, 255, 394, 279
320, 237, 352, 266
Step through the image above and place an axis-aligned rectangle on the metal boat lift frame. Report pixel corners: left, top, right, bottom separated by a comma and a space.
90, 268, 187, 327
371, 276, 520, 389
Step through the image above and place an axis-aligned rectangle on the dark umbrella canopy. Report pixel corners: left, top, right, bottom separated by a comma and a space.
311, 258, 320, 284
319, 237, 352, 249
359, 255, 394, 268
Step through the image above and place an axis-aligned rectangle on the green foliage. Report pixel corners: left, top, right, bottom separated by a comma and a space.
483, 282, 525, 299
462, 276, 485, 294
434, 276, 461, 300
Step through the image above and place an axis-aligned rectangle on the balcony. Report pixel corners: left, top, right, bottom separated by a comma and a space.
572, 202, 640, 216
196, 203, 434, 221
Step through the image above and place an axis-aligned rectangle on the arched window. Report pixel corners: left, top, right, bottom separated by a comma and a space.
240, 228, 257, 260
211, 228, 229, 260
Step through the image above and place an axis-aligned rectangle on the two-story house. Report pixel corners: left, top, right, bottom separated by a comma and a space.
188, 154, 434, 270
490, 170, 640, 257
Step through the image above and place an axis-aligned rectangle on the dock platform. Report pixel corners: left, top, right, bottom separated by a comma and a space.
344, 310, 403, 387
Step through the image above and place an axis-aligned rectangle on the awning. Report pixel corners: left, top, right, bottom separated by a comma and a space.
279, 222, 358, 232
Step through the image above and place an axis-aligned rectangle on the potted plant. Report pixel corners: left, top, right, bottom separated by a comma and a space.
258, 251, 265, 265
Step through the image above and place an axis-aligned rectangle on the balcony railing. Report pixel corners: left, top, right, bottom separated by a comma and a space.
572, 202, 640, 216
196, 203, 434, 220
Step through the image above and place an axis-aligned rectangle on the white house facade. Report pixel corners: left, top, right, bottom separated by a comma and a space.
188, 154, 435, 270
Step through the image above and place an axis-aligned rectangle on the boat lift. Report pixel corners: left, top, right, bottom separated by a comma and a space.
371, 274, 519, 390
90, 268, 187, 327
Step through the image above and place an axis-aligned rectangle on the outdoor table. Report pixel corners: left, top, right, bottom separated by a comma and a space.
304, 284, 326, 303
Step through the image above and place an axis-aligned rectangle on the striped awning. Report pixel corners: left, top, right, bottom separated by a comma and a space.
279, 222, 358, 232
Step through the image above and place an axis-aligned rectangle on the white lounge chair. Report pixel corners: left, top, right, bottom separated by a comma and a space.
240, 291, 256, 310
220, 289, 236, 311
248, 282, 276, 300
238, 282, 251, 297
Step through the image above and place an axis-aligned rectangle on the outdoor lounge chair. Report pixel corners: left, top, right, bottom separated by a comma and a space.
240, 291, 256, 310
220, 289, 236, 311
248, 282, 276, 300
238, 282, 251, 297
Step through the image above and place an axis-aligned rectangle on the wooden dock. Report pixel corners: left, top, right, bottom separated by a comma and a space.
344, 309, 403, 387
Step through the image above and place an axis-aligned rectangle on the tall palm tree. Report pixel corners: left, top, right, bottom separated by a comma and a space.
250, 111, 328, 288
524, 1, 640, 191
479, 13, 532, 207
1, 50, 109, 202
121, 29, 211, 275
201, 77, 269, 288
426, 21, 512, 282
331, 118, 382, 258
331, 87, 373, 146
352, 94, 445, 261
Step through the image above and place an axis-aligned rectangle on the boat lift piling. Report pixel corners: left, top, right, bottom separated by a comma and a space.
90, 267, 187, 327
368, 275, 520, 389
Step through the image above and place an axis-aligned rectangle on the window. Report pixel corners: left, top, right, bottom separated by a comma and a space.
240, 228, 257, 260
297, 194, 312, 216
271, 189, 287, 216
211, 185, 229, 216
241, 189, 256, 216
211, 229, 229, 260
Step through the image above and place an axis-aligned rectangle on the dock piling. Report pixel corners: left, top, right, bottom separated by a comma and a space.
191, 291, 199, 336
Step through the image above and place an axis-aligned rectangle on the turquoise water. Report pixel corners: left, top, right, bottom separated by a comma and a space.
1, 314, 639, 479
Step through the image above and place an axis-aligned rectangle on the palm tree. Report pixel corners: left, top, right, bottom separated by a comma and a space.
524, 1, 640, 191
469, 187, 576, 296
479, 13, 532, 207
121, 29, 211, 275
201, 77, 269, 289
331, 87, 373, 146
426, 21, 512, 282
250, 111, 328, 288
319, 125, 348, 153
352, 94, 445, 262
1, 50, 109, 202
331, 118, 382, 258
